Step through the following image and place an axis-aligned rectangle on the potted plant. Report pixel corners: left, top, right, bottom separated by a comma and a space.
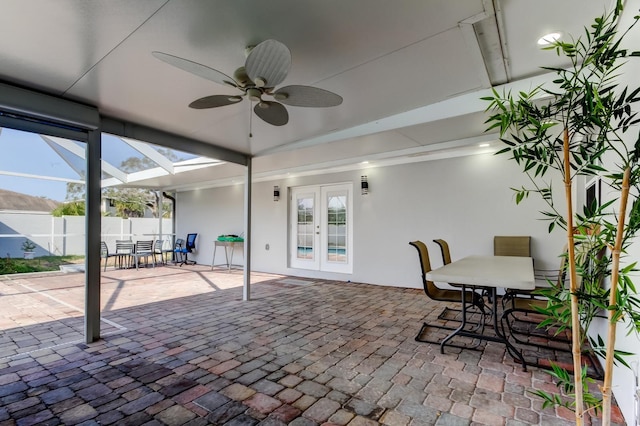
483, 2, 640, 425
22, 239, 36, 259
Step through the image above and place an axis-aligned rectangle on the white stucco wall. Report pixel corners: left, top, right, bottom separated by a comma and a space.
175, 152, 567, 288
174, 184, 247, 269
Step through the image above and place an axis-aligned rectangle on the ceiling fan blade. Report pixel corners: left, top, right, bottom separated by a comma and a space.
189, 95, 243, 109
245, 40, 291, 88
254, 101, 289, 126
274, 85, 343, 107
152, 51, 238, 88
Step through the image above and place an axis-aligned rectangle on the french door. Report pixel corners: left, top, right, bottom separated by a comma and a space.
290, 183, 353, 273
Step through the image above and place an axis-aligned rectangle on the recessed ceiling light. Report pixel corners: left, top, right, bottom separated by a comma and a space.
361, 161, 369, 164
479, 143, 490, 148
537, 32, 562, 46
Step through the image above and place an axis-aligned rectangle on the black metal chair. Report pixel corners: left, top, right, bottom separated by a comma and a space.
499, 243, 606, 378
175, 233, 197, 266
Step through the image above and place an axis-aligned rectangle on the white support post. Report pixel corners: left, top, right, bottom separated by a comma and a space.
243, 157, 252, 301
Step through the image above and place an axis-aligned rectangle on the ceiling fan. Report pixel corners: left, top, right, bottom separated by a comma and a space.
152, 39, 343, 127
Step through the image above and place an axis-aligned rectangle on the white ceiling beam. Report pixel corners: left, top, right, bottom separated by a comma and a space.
119, 136, 175, 174
42, 135, 128, 183
0, 170, 84, 184
459, 20, 492, 89
256, 72, 555, 157
40, 136, 85, 178
101, 159, 220, 188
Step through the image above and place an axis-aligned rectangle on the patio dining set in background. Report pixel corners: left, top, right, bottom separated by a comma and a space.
410, 235, 603, 377
100, 233, 197, 270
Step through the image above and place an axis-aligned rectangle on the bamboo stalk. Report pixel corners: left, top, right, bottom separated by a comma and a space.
563, 128, 584, 425
601, 167, 630, 426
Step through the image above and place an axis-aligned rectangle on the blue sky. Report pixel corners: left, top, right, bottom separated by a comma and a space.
0, 128, 75, 201
0, 128, 197, 202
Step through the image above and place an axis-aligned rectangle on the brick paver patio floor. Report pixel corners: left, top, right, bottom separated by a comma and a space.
0, 265, 625, 425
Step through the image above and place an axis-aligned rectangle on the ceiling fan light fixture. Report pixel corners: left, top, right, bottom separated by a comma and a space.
227, 95, 243, 103
247, 88, 262, 102
254, 77, 267, 87
274, 92, 288, 101
233, 67, 251, 87
257, 101, 269, 109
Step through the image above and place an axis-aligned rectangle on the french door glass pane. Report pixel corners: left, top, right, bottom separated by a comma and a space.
297, 197, 314, 259
326, 194, 347, 263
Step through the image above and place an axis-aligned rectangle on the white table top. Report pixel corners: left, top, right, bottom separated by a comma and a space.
425, 255, 535, 290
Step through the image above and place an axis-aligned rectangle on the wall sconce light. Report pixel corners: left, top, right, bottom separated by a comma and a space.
361, 176, 369, 195
273, 185, 280, 201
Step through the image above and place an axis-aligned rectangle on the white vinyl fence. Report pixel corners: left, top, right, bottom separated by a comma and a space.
0, 211, 173, 258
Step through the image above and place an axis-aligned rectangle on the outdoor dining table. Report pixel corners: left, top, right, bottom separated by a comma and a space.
425, 255, 535, 370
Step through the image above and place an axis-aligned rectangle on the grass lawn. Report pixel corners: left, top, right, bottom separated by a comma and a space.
0, 255, 85, 275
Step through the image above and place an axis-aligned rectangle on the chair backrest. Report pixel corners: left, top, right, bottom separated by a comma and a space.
410, 240, 478, 305
494, 236, 531, 257
409, 240, 438, 299
136, 240, 153, 253
186, 233, 197, 251
432, 239, 452, 265
100, 241, 109, 257
174, 238, 185, 249
154, 240, 163, 252
116, 241, 134, 254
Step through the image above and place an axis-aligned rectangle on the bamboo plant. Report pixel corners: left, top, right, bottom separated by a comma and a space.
483, 3, 640, 424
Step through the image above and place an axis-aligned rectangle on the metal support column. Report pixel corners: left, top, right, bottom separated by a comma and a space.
157, 190, 163, 242
85, 129, 101, 343
243, 157, 252, 301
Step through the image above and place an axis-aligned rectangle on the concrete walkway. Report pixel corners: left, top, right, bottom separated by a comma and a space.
0, 265, 624, 425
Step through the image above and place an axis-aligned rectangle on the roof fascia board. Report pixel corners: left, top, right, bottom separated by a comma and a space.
0, 82, 99, 130
101, 116, 248, 166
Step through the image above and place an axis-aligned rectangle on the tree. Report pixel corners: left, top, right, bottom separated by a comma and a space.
52, 200, 85, 216
64, 148, 180, 218
483, 3, 640, 424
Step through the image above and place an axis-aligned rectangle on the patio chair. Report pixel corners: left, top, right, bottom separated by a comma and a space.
494, 235, 535, 304
494, 235, 531, 257
153, 239, 172, 266
499, 242, 605, 378
409, 240, 487, 345
100, 241, 118, 271
115, 240, 135, 269
432, 238, 491, 319
131, 240, 155, 270
175, 233, 197, 266
500, 245, 571, 344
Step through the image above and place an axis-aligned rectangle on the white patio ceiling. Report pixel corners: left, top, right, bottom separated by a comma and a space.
0, 0, 622, 191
